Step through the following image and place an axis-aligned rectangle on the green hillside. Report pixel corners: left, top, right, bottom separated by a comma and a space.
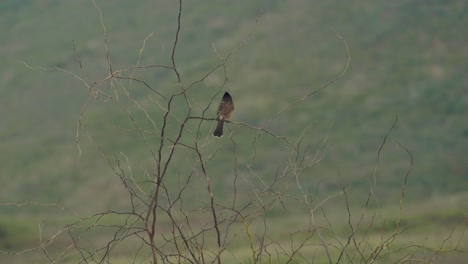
0, 0, 466, 263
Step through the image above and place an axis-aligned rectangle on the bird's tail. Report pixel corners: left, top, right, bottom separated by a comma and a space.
213, 120, 224, 137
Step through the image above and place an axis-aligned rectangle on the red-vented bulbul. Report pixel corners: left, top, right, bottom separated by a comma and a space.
213, 92, 234, 137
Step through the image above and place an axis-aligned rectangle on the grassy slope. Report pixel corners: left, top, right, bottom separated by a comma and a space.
1, 0, 465, 205
0, 0, 466, 262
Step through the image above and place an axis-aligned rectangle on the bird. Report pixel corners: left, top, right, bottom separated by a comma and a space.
213, 92, 234, 137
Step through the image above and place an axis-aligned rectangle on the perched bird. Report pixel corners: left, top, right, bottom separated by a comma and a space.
213, 92, 234, 137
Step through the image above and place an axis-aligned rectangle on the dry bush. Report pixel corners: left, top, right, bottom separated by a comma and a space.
2, 1, 464, 263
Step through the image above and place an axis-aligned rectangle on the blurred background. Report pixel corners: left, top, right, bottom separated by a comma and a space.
0, 0, 466, 263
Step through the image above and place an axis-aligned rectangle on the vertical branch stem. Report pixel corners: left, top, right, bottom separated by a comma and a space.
171, 0, 182, 82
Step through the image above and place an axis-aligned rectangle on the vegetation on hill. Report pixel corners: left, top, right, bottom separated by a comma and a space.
0, 0, 466, 263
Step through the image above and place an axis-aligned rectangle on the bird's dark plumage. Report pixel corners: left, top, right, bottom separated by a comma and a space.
213, 92, 234, 137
